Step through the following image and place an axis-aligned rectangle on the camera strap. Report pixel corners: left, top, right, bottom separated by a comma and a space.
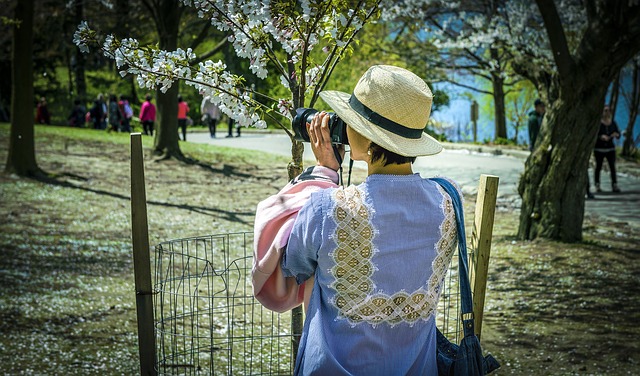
332, 144, 344, 186
331, 144, 353, 187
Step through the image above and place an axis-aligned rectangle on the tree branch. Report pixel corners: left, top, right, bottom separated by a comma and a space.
192, 38, 228, 65
188, 21, 213, 51
534, 0, 575, 82
444, 79, 494, 95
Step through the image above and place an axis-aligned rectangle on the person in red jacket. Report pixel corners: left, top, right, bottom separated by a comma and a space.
139, 94, 156, 136
177, 95, 190, 141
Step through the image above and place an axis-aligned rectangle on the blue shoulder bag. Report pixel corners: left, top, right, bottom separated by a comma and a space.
431, 178, 500, 376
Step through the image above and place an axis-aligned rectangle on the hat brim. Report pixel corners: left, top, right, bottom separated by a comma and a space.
319, 91, 443, 157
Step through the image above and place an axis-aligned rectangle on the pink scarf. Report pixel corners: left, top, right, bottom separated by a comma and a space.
252, 167, 338, 312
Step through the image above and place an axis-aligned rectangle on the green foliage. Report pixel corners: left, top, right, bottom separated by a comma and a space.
493, 137, 518, 146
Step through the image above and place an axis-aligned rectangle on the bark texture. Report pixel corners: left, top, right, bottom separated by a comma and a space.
5, 0, 40, 176
491, 72, 507, 140
144, 0, 184, 159
622, 59, 639, 157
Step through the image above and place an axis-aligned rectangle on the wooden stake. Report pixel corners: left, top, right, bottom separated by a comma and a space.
470, 174, 499, 340
130, 133, 157, 375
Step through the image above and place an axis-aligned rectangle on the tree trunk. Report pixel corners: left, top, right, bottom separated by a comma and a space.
491, 72, 507, 140
152, 0, 183, 159
73, 0, 87, 102
622, 59, 639, 157
5, 0, 40, 176
608, 72, 620, 117
518, 83, 608, 242
490, 48, 507, 140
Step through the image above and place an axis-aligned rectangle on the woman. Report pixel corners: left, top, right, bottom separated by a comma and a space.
139, 94, 157, 136
594, 105, 621, 193
253, 65, 459, 375
177, 95, 190, 141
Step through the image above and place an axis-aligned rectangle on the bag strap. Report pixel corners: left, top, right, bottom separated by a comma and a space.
430, 178, 476, 336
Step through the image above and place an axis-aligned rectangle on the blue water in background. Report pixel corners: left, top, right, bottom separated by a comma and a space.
432, 82, 640, 146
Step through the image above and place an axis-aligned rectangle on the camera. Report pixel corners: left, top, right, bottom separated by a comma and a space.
292, 108, 349, 145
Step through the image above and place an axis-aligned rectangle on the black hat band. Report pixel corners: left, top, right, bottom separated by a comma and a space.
348, 94, 424, 139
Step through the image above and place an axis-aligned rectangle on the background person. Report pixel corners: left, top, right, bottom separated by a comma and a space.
118, 95, 133, 133
139, 94, 156, 136
201, 97, 221, 138
253, 65, 457, 375
528, 98, 545, 151
177, 95, 190, 141
67, 99, 86, 127
90, 94, 105, 130
107, 94, 122, 133
35, 97, 51, 125
594, 104, 621, 193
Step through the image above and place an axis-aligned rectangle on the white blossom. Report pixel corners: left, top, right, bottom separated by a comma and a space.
73, 21, 91, 53
75, 0, 381, 130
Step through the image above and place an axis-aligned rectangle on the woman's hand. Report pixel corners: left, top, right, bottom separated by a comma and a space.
307, 112, 345, 171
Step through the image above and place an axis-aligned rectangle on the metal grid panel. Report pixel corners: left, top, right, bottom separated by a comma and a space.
153, 232, 463, 375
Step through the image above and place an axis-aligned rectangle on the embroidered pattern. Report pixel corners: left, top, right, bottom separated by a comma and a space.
329, 184, 457, 326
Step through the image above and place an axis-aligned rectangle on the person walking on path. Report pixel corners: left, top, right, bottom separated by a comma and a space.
226, 116, 241, 137
594, 104, 621, 193
528, 98, 545, 151
177, 95, 190, 141
107, 94, 123, 133
139, 94, 156, 136
201, 97, 221, 138
67, 99, 86, 127
119, 95, 133, 133
252, 65, 457, 375
90, 94, 105, 130
35, 97, 51, 125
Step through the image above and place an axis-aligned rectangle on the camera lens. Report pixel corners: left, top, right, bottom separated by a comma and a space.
292, 108, 318, 142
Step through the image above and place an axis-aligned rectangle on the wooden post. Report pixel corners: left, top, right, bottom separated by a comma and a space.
292, 306, 303, 370
130, 133, 157, 375
470, 174, 499, 340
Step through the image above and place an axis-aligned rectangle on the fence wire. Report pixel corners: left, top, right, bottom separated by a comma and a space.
153, 232, 467, 375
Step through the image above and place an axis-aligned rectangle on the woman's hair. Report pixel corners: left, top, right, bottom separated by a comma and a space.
178, 95, 183, 102
368, 142, 416, 166
145, 94, 152, 101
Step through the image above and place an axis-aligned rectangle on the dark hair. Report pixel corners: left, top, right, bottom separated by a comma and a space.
109, 94, 117, 102
178, 95, 183, 102
119, 94, 126, 100
145, 94, 152, 101
534, 98, 545, 107
369, 142, 416, 166
74, 99, 81, 105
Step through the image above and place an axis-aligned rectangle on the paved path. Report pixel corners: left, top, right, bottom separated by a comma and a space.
188, 132, 640, 228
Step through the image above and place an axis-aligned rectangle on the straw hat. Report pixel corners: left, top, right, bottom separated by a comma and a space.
320, 65, 442, 157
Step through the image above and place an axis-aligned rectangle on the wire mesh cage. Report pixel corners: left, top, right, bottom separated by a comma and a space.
153, 232, 466, 376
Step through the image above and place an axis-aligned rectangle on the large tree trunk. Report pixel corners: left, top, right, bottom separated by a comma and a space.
622, 59, 639, 157
518, 82, 607, 242
151, 0, 183, 159
491, 72, 507, 140
73, 0, 87, 103
5, 0, 40, 176
518, 0, 640, 242
608, 72, 620, 117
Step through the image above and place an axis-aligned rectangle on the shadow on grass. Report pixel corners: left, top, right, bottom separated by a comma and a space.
31, 173, 254, 225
